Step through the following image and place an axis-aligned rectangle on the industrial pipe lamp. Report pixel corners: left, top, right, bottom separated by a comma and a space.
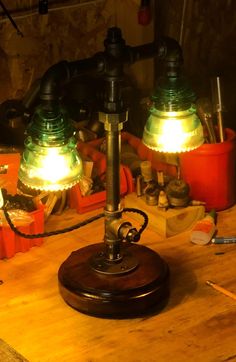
14, 27, 203, 317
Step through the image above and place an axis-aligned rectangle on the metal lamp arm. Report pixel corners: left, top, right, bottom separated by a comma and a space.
126, 37, 183, 65
39, 54, 106, 101
38, 32, 183, 102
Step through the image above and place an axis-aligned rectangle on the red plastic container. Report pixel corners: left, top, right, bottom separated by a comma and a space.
180, 128, 236, 211
0, 205, 44, 259
87, 131, 178, 177
0, 153, 20, 194
69, 142, 134, 214
0, 152, 45, 259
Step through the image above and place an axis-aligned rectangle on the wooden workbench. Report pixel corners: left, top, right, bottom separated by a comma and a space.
1, 195, 236, 362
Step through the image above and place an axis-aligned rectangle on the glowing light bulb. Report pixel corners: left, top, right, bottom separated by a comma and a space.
158, 118, 187, 152
142, 76, 204, 153
19, 138, 83, 191
18, 104, 83, 191
34, 148, 74, 183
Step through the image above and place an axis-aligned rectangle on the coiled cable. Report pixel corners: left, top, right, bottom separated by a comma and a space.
2, 206, 148, 240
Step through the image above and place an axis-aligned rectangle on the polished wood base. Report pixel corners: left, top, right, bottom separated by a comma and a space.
58, 242, 169, 318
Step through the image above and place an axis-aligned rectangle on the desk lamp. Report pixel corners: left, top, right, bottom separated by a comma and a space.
15, 27, 203, 317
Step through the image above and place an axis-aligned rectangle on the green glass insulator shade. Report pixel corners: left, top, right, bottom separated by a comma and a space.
142, 76, 204, 153
18, 104, 83, 191
19, 136, 83, 191
151, 76, 196, 112
27, 102, 74, 146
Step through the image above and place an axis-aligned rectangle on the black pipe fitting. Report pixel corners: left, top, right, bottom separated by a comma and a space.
39, 55, 106, 102
38, 27, 183, 103
40, 61, 70, 101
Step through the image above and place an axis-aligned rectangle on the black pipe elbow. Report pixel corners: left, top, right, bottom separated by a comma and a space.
127, 36, 183, 76
159, 37, 183, 77
39, 61, 70, 101
39, 54, 106, 103
158, 37, 183, 65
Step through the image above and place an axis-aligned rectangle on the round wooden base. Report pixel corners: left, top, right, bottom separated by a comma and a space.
58, 243, 170, 318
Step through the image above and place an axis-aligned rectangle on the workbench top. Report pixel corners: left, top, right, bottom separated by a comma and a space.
1, 196, 236, 362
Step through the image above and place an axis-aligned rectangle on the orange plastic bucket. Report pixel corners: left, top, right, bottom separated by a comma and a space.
180, 128, 236, 211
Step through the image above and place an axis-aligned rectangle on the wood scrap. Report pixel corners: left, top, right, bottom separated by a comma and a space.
54, 190, 67, 215
44, 192, 58, 220
124, 193, 205, 238
0, 338, 29, 361
33, 190, 68, 220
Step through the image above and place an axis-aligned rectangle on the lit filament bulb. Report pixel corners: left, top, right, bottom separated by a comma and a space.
32, 147, 71, 183
19, 142, 83, 191
158, 117, 188, 152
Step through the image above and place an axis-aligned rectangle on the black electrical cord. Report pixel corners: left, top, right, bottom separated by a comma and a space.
123, 207, 148, 235
2, 206, 148, 240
